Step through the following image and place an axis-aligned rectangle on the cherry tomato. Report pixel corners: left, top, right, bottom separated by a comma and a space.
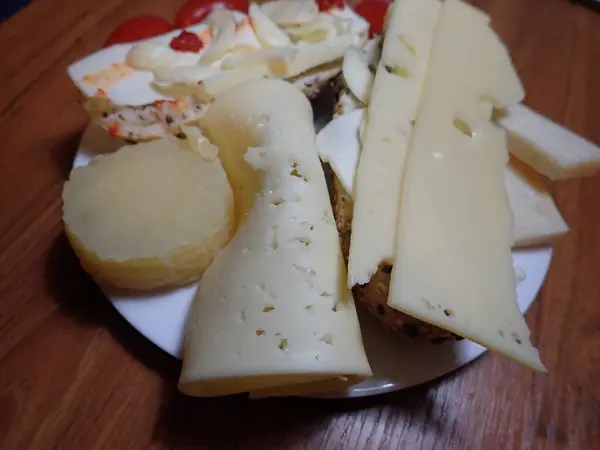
354, 0, 390, 37
317, 0, 344, 11
104, 15, 173, 47
174, 0, 249, 28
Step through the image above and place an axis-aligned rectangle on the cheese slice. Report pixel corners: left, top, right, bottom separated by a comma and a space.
508, 156, 569, 247
347, 0, 442, 287
317, 109, 569, 249
498, 104, 600, 180
248, 375, 363, 399
388, 0, 545, 371
335, 23, 600, 183
178, 79, 372, 397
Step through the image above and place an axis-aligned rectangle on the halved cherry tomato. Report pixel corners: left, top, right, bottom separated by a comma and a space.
104, 15, 174, 47
170, 30, 205, 52
354, 0, 390, 37
174, 0, 249, 28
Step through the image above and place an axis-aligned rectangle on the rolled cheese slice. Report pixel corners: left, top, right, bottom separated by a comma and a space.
62, 136, 234, 290
178, 79, 372, 397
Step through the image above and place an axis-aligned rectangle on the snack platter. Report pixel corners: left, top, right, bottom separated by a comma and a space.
64, 0, 600, 399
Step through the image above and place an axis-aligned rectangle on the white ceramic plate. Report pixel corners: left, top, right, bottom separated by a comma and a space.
73, 124, 552, 398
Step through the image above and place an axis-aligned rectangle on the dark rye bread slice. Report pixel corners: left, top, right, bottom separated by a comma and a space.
326, 167, 462, 344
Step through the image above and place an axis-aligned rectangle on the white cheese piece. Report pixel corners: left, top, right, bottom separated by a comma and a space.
388, 0, 545, 371
178, 79, 372, 397
498, 103, 600, 180
347, 0, 442, 287
508, 156, 569, 247
317, 109, 569, 249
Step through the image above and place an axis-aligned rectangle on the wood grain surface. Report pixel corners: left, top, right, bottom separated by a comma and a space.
1, 0, 599, 449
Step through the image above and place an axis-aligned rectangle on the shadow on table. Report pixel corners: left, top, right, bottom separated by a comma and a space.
44, 234, 180, 382
150, 374, 460, 448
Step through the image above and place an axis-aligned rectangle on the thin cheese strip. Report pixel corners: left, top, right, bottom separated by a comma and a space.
347, 0, 442, 287
334, 25, 600, 183
499, 104, 600, 180
388, 0, 545, 371
317, 109, 569, 249
178, 79, 372, 397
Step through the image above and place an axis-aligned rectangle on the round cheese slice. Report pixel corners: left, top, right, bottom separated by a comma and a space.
62, 136, 234, 290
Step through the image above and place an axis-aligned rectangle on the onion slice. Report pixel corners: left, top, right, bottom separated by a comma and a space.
261, 0, 319, 27
285, 13, 338, 44
249, 2, 292, 48
154, 65, 221, 83
126, 42, 190, 71
221, 47, 298, 73
198, 9, 238, 65
342, 47, 373, 104
194, 65, 271, 100
284, 33, 357, 78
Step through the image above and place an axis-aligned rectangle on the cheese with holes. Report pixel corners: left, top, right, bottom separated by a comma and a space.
316, 109, 569, 248
498, 103, 600, 180
388, 0, 545, 371
347, 0, 442, 287
333, 26, 600, 183
178, 79, 372, 398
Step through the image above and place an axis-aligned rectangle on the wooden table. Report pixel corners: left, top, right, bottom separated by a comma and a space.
1, 0, 600, 448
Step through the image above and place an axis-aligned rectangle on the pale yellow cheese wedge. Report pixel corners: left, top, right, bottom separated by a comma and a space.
388, 0, 545, 371
62, 136, 234, 290
178, 79, 372, 397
